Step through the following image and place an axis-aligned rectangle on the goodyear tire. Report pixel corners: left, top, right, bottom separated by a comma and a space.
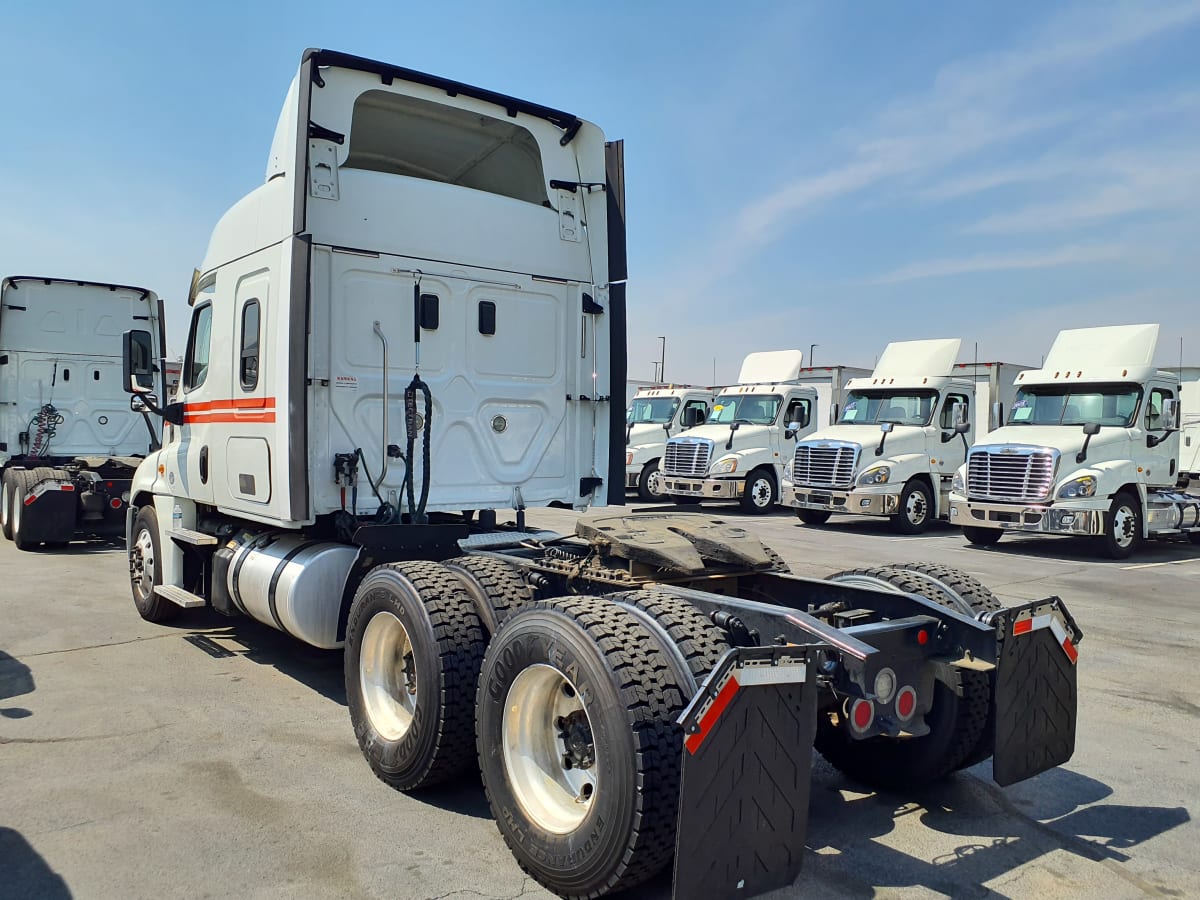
476, 597, 686, 898
795, 508, 831, 525
817, 566, 990, 788
129, 505, 178, 622
443, 555, 534, 636
610, 589, 730, 692
345, 562, 486, 791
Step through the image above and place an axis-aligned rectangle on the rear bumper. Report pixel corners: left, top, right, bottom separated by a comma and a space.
949, 499, 1103, 536
790, 486, 899, 517
663, 476, 741, 499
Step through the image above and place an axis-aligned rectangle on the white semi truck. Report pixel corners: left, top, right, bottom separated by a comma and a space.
659, 350, 819, 513
625, 384, 713, 501
1180, 365, 1200, 483
949, 324, 1200, 558
122, 49, 1085, 900
786, 340, 1027, 533
0, 276, 165, 550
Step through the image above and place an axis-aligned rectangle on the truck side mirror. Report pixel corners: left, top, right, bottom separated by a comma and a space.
1082, 422, 1101, 436
682, 406, 705, 428
989, 401, 1003, 432
952, 401, 970, 434
880, 421, 894, 434
785, 421, 802, 440
131, 393, 158, 413
1160, 398, 1181, 432
123, 329, 155, 394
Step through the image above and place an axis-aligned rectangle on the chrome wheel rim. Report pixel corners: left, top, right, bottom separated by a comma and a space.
906, 490, 928, 525
503, 664, 598, 834
749, 477, 773, 508
12, 488, 23, 535
359, 611, 417, 742
646, 468, 666, 499
1113, 505, 1136, 548
1, 480, 9, 530
130, 528, 156, 600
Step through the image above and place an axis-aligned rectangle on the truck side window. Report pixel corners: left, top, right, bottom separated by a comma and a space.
940, 393, 970, 429
184, 303, 213, 392
1146, 388, 1172, 430
785, 398, 811, 427
240, 299, 260, 390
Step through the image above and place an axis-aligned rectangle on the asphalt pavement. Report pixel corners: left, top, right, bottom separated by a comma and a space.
1, 502, 1196, 899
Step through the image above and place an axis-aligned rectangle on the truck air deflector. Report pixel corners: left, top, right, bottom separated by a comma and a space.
302, 49, 583, 141
674, 645, 818, 900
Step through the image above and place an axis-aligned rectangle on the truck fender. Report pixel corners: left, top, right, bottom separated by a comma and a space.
150, 495, 198, 588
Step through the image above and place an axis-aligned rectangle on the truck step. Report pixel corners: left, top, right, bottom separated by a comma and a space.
154, 584, 207, 608
168, 528, 220, 547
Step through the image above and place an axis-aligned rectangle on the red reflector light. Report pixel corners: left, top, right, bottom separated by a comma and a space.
916, 629, 929, 645
1013, 618, 1033, 636
850, 699, 874, 731
60, 484, 75, 492
1062, 637, 1079, 664
106, 481, 114, 488
896, 686, 917, 720
24, 495, 36, 506
110, 498, 122, 509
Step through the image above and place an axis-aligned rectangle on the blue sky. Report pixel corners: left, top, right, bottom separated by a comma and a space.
1, 2, 1197, 383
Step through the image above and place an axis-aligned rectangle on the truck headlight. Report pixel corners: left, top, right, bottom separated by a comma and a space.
710, 457, 738, 474
1057, 475, 1097, 499
858, 466, 890, 486
626, 451, 634, 465
951, 469, 965, 493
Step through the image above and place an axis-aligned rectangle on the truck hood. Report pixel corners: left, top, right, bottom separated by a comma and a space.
627, 422, 668, 445
973, 425, 1130, 460
799, 424, 927, 455
675, 423, 770, 452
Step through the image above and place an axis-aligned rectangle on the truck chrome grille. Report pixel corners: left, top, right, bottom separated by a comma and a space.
967, 446, 1059, 502
662, 438, 713, 477
793, 442, 859, 488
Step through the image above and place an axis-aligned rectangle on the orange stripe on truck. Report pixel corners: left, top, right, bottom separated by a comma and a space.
183, 396, 275, 412
183, 412, 276, 424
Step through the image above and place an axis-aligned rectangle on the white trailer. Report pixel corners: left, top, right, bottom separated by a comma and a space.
796, 365, 871, 424
1179, 365, 1200, 482
120, 49, 1086, 900
625, 384, 714, 500
0, 276, 165, 549
950, 325, 1200, 557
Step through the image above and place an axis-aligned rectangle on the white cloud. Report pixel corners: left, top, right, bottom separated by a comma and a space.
860, 243, 1129, 286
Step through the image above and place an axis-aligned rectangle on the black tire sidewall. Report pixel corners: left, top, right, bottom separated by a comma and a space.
796, 508, 831, 525
1101, 492, 1141, 559
12, 471, 36, 550
478, 610, 637, 894
894, 479, 932, 534
741, 468, 776, 513
130, 505, 166, 618
344, 568, 448, 790
962, 525, 1002, 546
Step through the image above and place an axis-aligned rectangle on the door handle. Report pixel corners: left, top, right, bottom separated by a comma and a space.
200, 445, 209, 484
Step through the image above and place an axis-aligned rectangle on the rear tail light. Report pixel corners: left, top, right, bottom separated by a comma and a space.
110, 498, 122, 509
848, 698, 874, 734
895, 686, 917, 722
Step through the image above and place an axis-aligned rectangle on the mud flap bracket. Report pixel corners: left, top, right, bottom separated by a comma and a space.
987, 598, 1081, 786
673, 645, 819, 900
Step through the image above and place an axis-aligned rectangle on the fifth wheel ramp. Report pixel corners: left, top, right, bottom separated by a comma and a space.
575, 513, 775, 573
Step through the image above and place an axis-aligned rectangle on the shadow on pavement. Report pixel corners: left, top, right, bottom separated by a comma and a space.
957, 534, 1200, 565
0, 649, 35, 719
0, 828, 72, 899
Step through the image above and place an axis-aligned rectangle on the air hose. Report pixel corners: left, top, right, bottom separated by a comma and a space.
405, 278, 433, 524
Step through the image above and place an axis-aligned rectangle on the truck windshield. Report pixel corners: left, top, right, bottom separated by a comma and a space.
1009, 384, 1141, 427
707, 394, 781, 426
839, 391, 937, 426
628, 396, 680, 425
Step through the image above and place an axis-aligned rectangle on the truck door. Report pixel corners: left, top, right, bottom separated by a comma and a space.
779, 394, 814, 469
934, 391, 973, 506
176, 291, 217, 505
1138, 383, 1178, 484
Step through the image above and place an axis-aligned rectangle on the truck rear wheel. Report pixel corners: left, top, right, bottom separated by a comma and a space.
11, 468, 69, 551
129, 505, 179, 622
345, 562, 485, 792
739, 467, 776, 514
476, 597, 686, 898
442, 555, 534, 636
1097, 491, 1141, 559
817, 566, 990, 788
1, 470, 15, 540
892, 479, 932, 534
795, 508, 831, 525
962, 525, 1002, 546
637, 459, 667, 502
610, 589, 730, 691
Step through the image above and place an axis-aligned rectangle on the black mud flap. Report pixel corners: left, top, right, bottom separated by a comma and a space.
988, 598, 1081, 787
19, 488, 76, 543
673, 645, 818, 900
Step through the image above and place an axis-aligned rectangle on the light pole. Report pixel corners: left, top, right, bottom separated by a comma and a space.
658, 336, 666, 383
808, 343, 819, 367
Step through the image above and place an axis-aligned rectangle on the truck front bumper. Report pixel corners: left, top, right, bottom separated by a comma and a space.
790, 486, 899, 517
949, 499, 1104, 536
662, 476, 742, 500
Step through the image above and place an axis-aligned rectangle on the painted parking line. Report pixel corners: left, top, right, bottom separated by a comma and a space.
1121, 558, 1200, 570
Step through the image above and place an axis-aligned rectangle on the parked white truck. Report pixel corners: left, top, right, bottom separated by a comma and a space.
949, 324, 1200, 558
0, 276, 165, 550
120, 49, 1086, 900
1180, 365, 1200, 483
625, 384, 713, 500
659, 350, 818, 513
786, 340, 1027, 533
